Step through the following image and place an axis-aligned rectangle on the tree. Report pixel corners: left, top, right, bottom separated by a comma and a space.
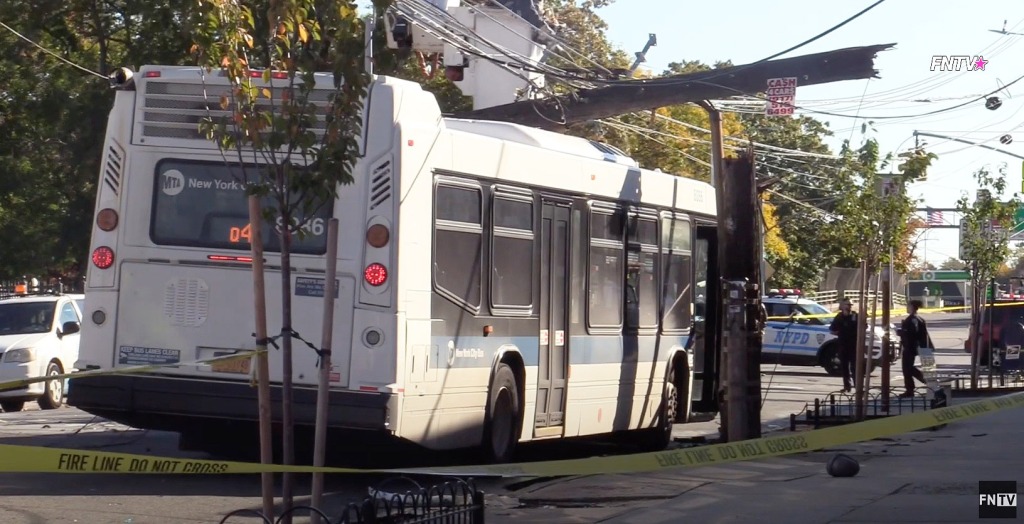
191, 0, 386, 519
739, 113, 842, 288
829, 138, 935, 276
0, 2, 200, 285
939, 257, 968, 270
957, 164, 1021, 387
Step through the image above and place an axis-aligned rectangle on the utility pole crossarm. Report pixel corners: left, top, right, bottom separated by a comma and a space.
455, 43, 895, 129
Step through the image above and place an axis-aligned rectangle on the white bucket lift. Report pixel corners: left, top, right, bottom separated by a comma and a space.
384, 0, 548, 111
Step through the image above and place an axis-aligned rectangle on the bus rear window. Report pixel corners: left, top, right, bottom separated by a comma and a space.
151, 159, 331, 254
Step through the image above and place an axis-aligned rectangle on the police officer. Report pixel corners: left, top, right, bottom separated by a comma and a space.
899, 299, 929, 397
829, 298, 858, 392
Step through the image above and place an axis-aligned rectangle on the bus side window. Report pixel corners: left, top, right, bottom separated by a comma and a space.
491, 194, 534, 311
434, 182, 483, 310
588, 209, 623, 328
626, 215, 659, 329
660, 216, 692, 331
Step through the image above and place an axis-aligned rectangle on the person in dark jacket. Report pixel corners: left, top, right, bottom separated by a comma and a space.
829, 298, 859, 391
899, 299, 929, 397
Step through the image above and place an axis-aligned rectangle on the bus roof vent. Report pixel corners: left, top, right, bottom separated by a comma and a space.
137, 79, 331, 146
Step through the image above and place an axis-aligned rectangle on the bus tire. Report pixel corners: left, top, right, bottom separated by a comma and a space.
636, 365, 678, 451
482, 363, 520, 463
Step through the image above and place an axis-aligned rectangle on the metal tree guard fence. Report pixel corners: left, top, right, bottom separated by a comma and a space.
220, 477, 485, 524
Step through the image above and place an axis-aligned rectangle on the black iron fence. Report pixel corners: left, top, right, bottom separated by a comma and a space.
221, 477, 485, 524
790, 386, 941, 430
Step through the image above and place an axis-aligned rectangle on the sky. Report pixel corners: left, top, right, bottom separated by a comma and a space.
595, 0, 1024, 268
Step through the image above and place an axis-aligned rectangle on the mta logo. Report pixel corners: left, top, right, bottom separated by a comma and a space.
930, 55, 988, 72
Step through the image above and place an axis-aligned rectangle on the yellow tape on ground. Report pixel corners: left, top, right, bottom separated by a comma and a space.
1, 390, 1022, 477
0, 349, 266, 393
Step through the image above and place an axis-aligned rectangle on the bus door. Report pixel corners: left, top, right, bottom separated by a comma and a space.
691, 223, 720, 414
535, 199, 571, 435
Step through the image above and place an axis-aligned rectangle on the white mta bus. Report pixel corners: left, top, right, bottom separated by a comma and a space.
69, 65, 723, 462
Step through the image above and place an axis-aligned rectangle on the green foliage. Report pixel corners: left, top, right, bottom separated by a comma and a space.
192, 0, 386, 228
739, 114, 838, 287
541, 0, 630, 72
0, 1, 199, 282
939, 257, 967, 270
957, 164, 1021, 281
829, 139, 934, 275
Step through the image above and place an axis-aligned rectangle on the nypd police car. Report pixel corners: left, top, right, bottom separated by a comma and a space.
762, 290, 885, 375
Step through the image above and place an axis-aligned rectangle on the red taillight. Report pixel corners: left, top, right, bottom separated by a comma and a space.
364, 263, 387, 286
92, 247, 115, 269
144, 71, 161, 78
249, 70, 289, 80
207, 255, 254, 263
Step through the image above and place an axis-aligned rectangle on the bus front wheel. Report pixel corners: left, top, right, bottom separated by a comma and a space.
482, 363, 520, 463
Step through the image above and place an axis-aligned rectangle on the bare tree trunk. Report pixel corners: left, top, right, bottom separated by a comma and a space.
280, 223, 295, 524
249, 196, 276, 522
970, 267, 981, 389
865, 270, 881, 392
854, 260, 868, 420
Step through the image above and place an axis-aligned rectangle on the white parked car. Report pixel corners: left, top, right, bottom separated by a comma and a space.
0, 293, 83, 412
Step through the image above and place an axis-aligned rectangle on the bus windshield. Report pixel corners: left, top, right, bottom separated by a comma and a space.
150, 158, 331, 254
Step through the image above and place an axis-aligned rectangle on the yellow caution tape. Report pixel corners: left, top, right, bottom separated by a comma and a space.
766, 300, 1024, 321
0, 350, 265, 393
1, 390, 1022, 477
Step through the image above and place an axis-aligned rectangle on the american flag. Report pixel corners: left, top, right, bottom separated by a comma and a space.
927, 209, 943, 225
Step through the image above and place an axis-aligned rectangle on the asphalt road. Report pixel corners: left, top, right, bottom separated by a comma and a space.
0, 312, 975, 523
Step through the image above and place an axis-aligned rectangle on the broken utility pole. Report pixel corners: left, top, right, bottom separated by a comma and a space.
715, 151, 762, 442
456, 44, 895, 130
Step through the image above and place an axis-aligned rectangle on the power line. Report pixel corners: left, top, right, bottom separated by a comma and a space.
690, 70, 1024, 120
0, 19, 105, 79
754, 0, 887, 63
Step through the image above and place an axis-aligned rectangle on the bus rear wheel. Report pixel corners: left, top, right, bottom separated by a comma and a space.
482, 363, 520, 463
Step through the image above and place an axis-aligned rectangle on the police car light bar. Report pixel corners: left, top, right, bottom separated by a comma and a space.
767, 288, 802, 297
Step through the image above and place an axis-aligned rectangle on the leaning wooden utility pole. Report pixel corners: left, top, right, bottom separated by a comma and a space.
854, 259, 869, 420
709, 130, 761, 442
248, 195, 276, 521
458, 44, 895, 129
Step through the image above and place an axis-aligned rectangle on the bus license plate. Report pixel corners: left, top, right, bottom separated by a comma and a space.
211, 356, 251, 374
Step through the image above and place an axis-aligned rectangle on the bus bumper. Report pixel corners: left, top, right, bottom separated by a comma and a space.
67, 373, 394, 432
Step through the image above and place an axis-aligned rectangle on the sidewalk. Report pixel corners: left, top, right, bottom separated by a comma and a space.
488, 394, 1024, 523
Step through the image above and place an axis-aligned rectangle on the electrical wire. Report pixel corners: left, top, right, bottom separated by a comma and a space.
688, 70, 1024, 121
0, 19, 105, 79
462, 1, 599, 87
477, 0, 617, 79
754, 0, 888, 63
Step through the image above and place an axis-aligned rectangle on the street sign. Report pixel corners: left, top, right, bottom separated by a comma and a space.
913, 269, 971, 281
1014, 207, 1024, 234
766, 77, 796, 116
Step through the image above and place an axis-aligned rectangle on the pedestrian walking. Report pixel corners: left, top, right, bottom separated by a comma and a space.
899, 299, 929, 397
829, 297, 859, 392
